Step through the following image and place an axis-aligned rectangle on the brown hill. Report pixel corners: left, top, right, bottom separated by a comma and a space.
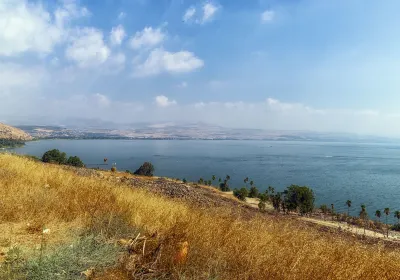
0, 123, 32, 140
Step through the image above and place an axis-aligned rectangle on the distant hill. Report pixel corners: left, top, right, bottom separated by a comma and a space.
0, 123, 32, 141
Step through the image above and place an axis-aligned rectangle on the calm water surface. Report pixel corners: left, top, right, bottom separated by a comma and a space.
8, 139, 400, 220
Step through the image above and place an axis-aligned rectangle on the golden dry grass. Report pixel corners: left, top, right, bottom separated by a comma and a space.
1, 153, 400, 279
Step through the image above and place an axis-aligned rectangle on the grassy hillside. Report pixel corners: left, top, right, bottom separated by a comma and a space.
0, 123, 32, 141
1, 154, 400, 279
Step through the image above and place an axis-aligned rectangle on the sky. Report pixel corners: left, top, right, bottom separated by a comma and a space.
2, 0, 400, 136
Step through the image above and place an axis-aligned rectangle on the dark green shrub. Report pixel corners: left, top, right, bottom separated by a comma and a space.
258, 193, 268, 202
134, 162, 155, 176
320, 204, 328, 214
66, 156, 85, 167
271, 193, 282, 211
258, 200, 266, 212
284, 185, 315, 215
42, 149, 67, 164
219, 180, 230, 192
248, 186, 259, 198
183, 178, 187, 183
233, 188, 248, 201
391, 224, 400, 231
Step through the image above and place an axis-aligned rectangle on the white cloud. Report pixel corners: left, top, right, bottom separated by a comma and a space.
118, 12, 126, 20
110, 25, 126, 46
201, 3, 219, 23
133, 48, 204, 77
0, 63, 47, 92
177, 82, 188, 88
183, 7, 196, 22
130, 27, 166, 50
261, 10, 275, 23
0, 0, 89, 57
55, 0, 90, 27
0, 0, 61, 56
65, 28, 111, 68
92, 93, 110, 107
155, 95, 177, 107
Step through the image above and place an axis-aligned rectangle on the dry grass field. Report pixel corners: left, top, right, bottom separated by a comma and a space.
1, 153, 400, 279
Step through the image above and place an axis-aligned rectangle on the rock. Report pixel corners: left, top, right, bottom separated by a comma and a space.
81, 267, 95, 279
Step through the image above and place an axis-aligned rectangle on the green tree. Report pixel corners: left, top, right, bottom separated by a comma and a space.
248, 186, 259, 198
42, 149, 67, 164
198, 178, 204, 184
375, 210, 381, 222
219, 175, 231, 192
244, 177, 249, 185
394, 211, 400, 224
250, 180, 254, 187
134, 162, 155, 176
258, 200, 266, 212
218, 178, 221, 183
268, 186, 275, 195
346, 200, 352, 216
66, 156, 85, 167
219, 180, 230, 192
182, 178, 187, 183
207, 180, 212, 186
212, 175, 216, 181
360, 204, 368, 235
384, 207, 390, 237
233, 188, 248, 201
320, 204, 328, 215
271, 193, 282, 212
284, 185, 315, 215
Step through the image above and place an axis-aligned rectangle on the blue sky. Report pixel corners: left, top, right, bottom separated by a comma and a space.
1, 0, 400, 136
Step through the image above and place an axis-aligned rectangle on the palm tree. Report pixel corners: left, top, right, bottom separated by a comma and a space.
226, 175, 231, 181
360, 204, 367, 235
244, 177, 249, 184
384, 208, 390, 237
250, 180, 254, 186
346, 200, 352, 216
268, 186, 275, 195
375, 210, 381, 222
394, 211, 400, 225
212, 175, 216, 181
218, 178, 221, 183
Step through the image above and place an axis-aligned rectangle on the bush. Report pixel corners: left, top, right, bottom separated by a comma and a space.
183, 178, 187, 183
320, 204, 328, 214
219, 180, 230, 192
284, 185, 315, 215
258, 200, 266, 212
42, 149, 67, 164
66, 156, 85, 167
391, 224, 400, 231
248, 186, 259, 198
0, 139, 25, 148
271, 193, 282, 211
258, 193, 268, 202
134, 162, 155, 176
233, 188, 248, 201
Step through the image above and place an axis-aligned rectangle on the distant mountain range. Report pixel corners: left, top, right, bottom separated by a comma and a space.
13, 122, 400, 143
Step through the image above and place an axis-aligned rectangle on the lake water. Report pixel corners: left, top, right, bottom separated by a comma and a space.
7, 139, 400, 220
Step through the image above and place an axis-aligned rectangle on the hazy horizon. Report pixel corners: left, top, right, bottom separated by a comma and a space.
2, 1, 400, 136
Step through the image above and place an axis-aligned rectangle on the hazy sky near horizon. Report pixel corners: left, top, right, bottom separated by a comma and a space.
2, 0, 400, 136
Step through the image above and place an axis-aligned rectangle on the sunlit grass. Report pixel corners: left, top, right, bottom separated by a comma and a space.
1, 153, 400, 279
